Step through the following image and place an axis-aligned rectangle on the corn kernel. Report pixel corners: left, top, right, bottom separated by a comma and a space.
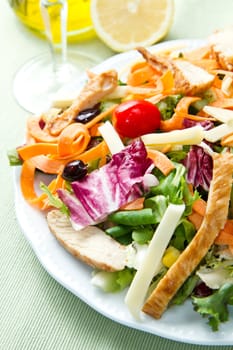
162, 246, 180, 268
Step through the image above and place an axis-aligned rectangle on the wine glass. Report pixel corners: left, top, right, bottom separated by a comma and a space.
12, 0, 98, 113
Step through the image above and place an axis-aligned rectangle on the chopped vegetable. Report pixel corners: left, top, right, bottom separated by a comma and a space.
147, 149, 175, 175
162, 246, 180, 268
192, 283, 233, 331
113, 100, 161, 138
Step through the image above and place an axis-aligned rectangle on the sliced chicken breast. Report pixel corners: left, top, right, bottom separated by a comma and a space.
143, 152, 233, 319
47, 70, 118, 136
47, 209, 127, 272
208, 27, 233, 71
137, 47, 214, 95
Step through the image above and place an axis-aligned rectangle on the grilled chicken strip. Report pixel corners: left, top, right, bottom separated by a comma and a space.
47, 70, 118, 136
143, 152, 233, 319
47, 209, 127, 272
137, 47, 214, 95
208, 27, 233, 71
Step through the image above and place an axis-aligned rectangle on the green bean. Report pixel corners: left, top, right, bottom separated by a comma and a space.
105, 225, 132, 238
109, 208, 156, 226
132, 227, 154, 244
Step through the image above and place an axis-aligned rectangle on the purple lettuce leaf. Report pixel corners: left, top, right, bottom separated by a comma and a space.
183, 145, 213, 192
57, 189, 95, 230
58, 139, 153, 228
183, 118, 214, 130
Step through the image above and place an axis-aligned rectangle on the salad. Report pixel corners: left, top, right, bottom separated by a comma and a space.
9, 28, 233, 332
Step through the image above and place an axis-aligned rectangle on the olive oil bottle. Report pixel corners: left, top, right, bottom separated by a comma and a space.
8, 0, 95, 42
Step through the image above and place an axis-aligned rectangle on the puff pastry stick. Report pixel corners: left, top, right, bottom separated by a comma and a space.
143, 152, 233, 319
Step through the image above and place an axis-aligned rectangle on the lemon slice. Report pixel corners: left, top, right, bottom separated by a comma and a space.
90, 0, 174, 52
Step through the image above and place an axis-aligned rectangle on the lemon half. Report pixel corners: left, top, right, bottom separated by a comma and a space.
90, 0, 174, 52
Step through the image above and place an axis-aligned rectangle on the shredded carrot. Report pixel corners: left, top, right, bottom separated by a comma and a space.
120, 197, 145, 210
175, 111, 216, 122
77, 141, 109, 164
160, 69, 174, 93
30, 141, 109, 174
127, 62, 159, 86
147, 149, 175, 175
215, 220, 233, 249
20, 160, 38, 203
192, 198, 207, 216
212, 75, 223, 89
20, 159, 66, 210
190, 197, 233, 247
130, 61, 149, 73
30, 155, 65, 174
215, 231, 233, 246
175, 96, 201, 113
17, 143, 58, 161
188, 212, 203, 230
20, 160, 51, 210
90, 123, 103, 137
85, 104, 117, 129
160, 96, 200, 131
30, 173, 66, 209
223, 219, 233, 233
57, 123, 91, 157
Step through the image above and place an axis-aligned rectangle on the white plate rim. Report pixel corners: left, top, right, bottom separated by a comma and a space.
13, 39, 233, 345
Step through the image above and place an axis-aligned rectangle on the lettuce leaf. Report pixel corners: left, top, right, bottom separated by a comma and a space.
40, 182, 69, 215
192, 283, 233, 331
7, 148, 22, 166
156, 94, 183, 121
172, 274, 199, 305
149, 162, 198, 213
171, 218, 196, 250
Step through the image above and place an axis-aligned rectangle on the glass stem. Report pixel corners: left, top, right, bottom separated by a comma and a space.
40, 0, 67, 74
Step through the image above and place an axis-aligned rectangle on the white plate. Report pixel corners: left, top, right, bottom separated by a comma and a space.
14, 40, 233, 345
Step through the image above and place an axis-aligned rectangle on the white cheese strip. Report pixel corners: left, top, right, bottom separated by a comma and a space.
141, 125, 204, 147
124, 203, 185, 320
98, 121, 125, 155
51, 95, 76, 109
203, 106, 233, 125
204, 123, 233, 142
105, 86, 160, 100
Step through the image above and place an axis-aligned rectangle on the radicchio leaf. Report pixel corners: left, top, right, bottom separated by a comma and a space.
58, 139, 153, 228
183, 145, 213, 192
183, 118, 214, 130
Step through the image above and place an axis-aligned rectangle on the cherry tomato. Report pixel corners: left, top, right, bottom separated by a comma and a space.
114, 100, 161, 138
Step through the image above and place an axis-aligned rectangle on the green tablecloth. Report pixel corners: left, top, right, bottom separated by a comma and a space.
1, 1, 233, 349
